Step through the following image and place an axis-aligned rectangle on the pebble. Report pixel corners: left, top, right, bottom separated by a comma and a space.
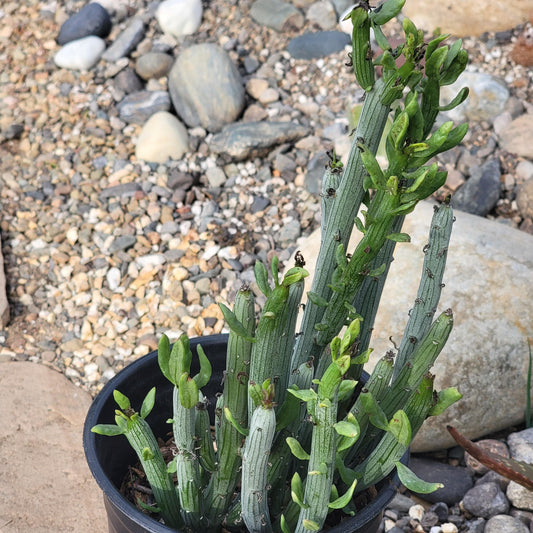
497, 114, 533, 158
56, 2, 112, 45
106, 267, 121, 291
250, 0, 305, 32
306, 1, 338, 30
135, 52, 174, 80
484, 514, 529, 533
462, 481, 510, 519
451, 158, 501, 216
287, 31, 351, 59
168, 43, 245, 132
101, 17, 146, 62
54, 36, 106, 71
113, 67, 144, 94
117, 90, 171, 124
209, 121, 309, 160
156, 0, 203, 38
135, 111, 189, 163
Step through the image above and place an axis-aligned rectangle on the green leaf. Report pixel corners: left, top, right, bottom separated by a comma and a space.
290, 472, 309, 509
167, 457, 177, 473
439, 87, 469, 111
91, 423, 125, 436
136, 498, 161, 513
328, 480, 357, 509
360, 392, 389, 431
288, 388, 318, 403
334, 420, 360, 438
271, 255, 280, 286
157, 334, 172, 384
302, 519, 321, 531
140, 387, 156, 419
307, 291, 329, 308
386, 232, 411, 243
283, 266, 309, 286
192, 344, 212, 389
388, 410, 411, 446
142, 446, 154, 461
178, 372, 199, 409
254, 261, 271, 297
286, 437, 310, 460
395, 461, 443, 493
338, 379, 358, 402
429, 387, 462, 416
219, 303, 255, 342
367, 263, 386, 278
113, 389, 131, 411
280, 515, 292, 533
224, 407, 249, 436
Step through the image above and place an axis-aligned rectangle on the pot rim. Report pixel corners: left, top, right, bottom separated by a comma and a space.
83, 333, 406, 532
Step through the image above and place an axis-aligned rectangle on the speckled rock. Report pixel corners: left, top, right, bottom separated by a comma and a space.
168, 43, 245, 132
297, 201, 533, 451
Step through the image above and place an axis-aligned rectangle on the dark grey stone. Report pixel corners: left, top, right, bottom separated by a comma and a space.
462, 481, 510, 519
287, 31, 351, 59
451, 158, 501, 216
209, 121, 309, 161
117, 90, 170, 124
167, 170, 195, 190
409, 456, 474, 505
2, 123, 24, 140
101, 18, 145, 62
304, 152, 329, 194
168, 43, 245, 132
113, 68, 144, 94
251, 196, 271, 213
57, 3, 112, 45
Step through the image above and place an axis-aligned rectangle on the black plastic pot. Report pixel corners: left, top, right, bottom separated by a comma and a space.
84, 334, 408, 533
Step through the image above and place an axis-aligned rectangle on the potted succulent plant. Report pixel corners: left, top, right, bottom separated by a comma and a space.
84, 1, 470, 532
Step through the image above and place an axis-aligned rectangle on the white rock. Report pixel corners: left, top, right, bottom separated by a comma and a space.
54, 36, 106, 70
156, 0, 202, 38
507, 481, 533, 511
135, 111, 189, 163
106, 267, 121, 292
296, 201, 533, 452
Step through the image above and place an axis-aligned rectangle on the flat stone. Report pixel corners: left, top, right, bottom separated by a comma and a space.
156, 0, 203, 37
250, 0, 305, 31
135, 111, 189, 163
209, 121, 309, 160
168, 43, 245, 132
498, 114, 533, 159
0, 362, 106, 532
117, 90, 171, 124
101, 17, 145, 62
287, 30, 351, 59
296, 201, 533, 451
56, 2, 112, 45
403, 0, 532, 36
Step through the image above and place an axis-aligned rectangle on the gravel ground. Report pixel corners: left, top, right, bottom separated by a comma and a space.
0, 0, 532, 399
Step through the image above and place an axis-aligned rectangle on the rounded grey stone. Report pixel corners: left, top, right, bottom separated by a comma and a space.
168, 43, 245, 132
462, 482, 510, 518
135, 52, 174, 80
57, 2, 112, 45
485, 514, 529, 533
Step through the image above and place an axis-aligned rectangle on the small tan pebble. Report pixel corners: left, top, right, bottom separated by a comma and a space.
409, 504, 425, 521
441, 523, 458, 533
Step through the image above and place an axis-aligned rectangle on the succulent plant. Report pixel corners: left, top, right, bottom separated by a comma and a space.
92, 1, 469, 531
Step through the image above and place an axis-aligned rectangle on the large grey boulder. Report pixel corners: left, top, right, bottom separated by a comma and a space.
168, 44, 245, 132
0, 362, 106, 532
296, 201, 533, 451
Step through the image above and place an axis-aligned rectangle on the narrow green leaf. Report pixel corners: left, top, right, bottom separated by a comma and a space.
167, 457, 177, 473
271, 255, 280, 286
254, 261, 271, 296
219, 303, 255, 342
334, 420, 360, 438
288, 388, 318, 403
360, 392, 389, 431
224, 407, 249, 436
192, 344, 212, 389
157, 334, 172, 384
280, 515, 292, 533
178, 372, 198, 409
113, 389, 131, 411
291, 472, 309, 509
338, 379, 358, 402
140, 387, 156, 419
439, 87, 469, 111
91, 423, 125, 436
328, 480, 357, 509
428, 387, 462, 416
286, 437, 310, 460
388, 410, 411, 446
307, 291, 329, 308
367, 263, 386, 278
395, 461, 443, 493
386, 232, 411, 243
302, 519, 321, 531
136, 498, 161, 513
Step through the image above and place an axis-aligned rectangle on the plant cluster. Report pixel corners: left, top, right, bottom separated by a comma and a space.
93, 1, 470, 531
